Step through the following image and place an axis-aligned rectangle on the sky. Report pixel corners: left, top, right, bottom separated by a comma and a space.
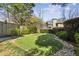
33, 3, 62, 22
0, 3, 79, 22
33, 3, 79, 22
0, 8, 8, 21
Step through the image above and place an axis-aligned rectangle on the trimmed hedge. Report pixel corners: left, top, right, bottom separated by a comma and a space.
56, 31, 68, 41
64, 17, 79, 32
48, 27, 64, 34
63, 17, 79, 42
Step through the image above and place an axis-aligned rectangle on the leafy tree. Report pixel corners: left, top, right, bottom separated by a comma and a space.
28, 16, 43, 33
0, 3, 35, 26
0, 3, 35, 35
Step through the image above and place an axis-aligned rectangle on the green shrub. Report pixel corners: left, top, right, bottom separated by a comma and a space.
35, 34, 63, 47
74, 47, 79, 56
63, 17, 79, 42
10, 27, 30, 36
74, 32, 79, 55
48, 28, 64, 34
10, 28, 20, 36
20, 27, 30, 35
29, 26, 37, 33
40, 29, 48, 33
56, 31, 68, 40
75, 32, 79, 45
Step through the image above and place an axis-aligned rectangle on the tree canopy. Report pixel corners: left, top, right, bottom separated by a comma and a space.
0, 3, 35, 25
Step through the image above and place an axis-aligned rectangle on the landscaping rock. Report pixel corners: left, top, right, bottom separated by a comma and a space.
53, 35, 76, 56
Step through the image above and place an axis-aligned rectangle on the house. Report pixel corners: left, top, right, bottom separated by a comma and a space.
56, 20, 64, 28
46, 21, 53, 29
46, 19, 64, 29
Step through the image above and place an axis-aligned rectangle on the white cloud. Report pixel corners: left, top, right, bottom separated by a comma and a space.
33, 4, 63, 21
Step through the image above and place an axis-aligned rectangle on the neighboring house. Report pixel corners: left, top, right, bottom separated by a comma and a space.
56, 20, 64, 28
47, 19, 64, 29
46, 21, 53, 29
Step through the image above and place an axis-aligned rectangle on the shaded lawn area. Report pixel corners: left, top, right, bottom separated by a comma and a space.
15, 33, 63, 55
0, 41, 27, 56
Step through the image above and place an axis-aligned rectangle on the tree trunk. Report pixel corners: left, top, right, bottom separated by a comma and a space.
36, 24, 40, 33
37, 27, 40, 33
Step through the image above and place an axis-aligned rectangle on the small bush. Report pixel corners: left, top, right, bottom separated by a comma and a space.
74, 32, 79, 55
75, 47, 79, 56
75, 32, 79, 45
48, 29, 53, 34
66, 31, 75, 42
10, 28, 20, 36
56, 31, 68, 40
40, 29, 48, 33
20, 27, 30, 35
29, 26, 37, 33
48, 28, 64, 34
63, 17, 79, 42
35, 34, 63, 47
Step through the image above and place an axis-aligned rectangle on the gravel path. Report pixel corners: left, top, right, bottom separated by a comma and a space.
53, 35, 76, 56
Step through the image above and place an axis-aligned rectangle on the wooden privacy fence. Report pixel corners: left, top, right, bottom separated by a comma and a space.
0, 21, 19, 36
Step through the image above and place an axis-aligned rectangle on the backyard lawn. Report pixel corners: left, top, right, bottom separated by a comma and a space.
15, 33, 63, 55
0, 33, 63, 56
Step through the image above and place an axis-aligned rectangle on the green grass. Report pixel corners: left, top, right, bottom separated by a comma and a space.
16, 33, 44, 50
15, 33, 63, 55
0, 33, 63, 56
